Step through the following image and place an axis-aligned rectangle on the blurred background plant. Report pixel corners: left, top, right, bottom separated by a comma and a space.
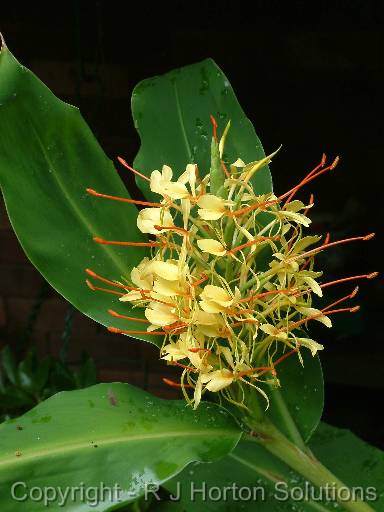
0, 281, 96, 421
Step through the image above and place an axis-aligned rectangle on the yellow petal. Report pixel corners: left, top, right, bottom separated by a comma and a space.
197, 239, 226, 256
153, 277, 183, 296
151, 261, 179, 281
197, 208, 225, 221
137, 208, 173, 235
303, 276, 323, 297
145, 307, 176, 326
296, 337, 324, 356
201, 284, 232, 306
203, 369, 233, 392
131, 257, 153, 289
197, 194, 226, 211
162, 182, 189, 199
199, 299, 225, 314
119, 290, 142, 302
296, 307, 332, 328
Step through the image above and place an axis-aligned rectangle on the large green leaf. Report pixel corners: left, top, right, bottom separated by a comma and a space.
165, 422, 384, 511
132, 58, 273, 202
0, 42, 157, 345
0, 383, 242, 511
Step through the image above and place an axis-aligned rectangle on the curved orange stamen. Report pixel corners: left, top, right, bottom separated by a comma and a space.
169, 361, 197, 372
321, 272, 379, 289
86, 188, 160, 206
281, 155, 338, 205
191, 274, 208, 288
154, 225, 189, 236
93, 237, 164, 248
117, 157, 150, 182
162, 378, 193, 389
85, 269, 133, 290
303, 193, 315, 217
108, 326, 166, 335
228, 236, 279, 254
108, 309, 149, 323
322, 287, 359, 311
227, 198, 280, 218
239, 288, 292, 303
289, 233, 375, 262
86, 280, 124, 296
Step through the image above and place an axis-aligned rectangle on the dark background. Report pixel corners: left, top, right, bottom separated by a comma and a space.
1, 1, 383, 447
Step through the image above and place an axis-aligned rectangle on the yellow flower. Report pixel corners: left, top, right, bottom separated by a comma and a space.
193, 308, 225, 337
197, 194, 231, 220
148, 260, 180, 281
201, 369, 234, 392
259, 323, 288, 340
200, 284, 233, 313
295, 337, 324, 356
137, 208, 173, 235
150, 165, 189, 199
145, 296, 178, 328
197, 238, 226, 256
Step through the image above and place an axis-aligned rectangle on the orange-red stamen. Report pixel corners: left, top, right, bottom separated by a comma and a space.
108, 309, 149, 323
154, 225, 189, 236
86, 188, 160, 207
321, 287, 359, 312
228, 236, 279, 254
162, 378, 193, 389
290, 233, 375, 262
288, 306, 359, 331
169, 361, 197, 372
236, 366, 275, 378
281, 155, 338, 205
321, 272, 379, 289
191, 274, 208, 288
230, 319, 259, 328
210, 114, 218, 141
93, 237, 164, 248
303, 193, 315, 216
117, 157, 150, 182
227, 198, 280, 218
85, 269, 129, 289
108, 326, 166, 335
221, 160, 230, 178
86, 280, 124, 296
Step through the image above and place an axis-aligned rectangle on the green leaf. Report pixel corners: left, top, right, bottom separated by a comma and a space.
0, 43, 157, 345
165, 423, 384, 511
266, 350, 324, 443
0, 383, 241, 511
132, 58, 272, 202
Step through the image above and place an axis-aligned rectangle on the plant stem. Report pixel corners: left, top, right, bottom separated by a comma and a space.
245, 416, 375, 512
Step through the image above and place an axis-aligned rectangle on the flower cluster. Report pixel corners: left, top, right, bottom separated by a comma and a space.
86, 120, 376, 409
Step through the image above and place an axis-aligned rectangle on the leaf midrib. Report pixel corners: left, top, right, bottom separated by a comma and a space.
30, 124, 129, 278
0, 428, 236, 470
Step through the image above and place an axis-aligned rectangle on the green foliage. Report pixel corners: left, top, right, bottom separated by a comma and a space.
0, 44, 157, 346
132, 58, 272, 201
0, 346, 96, 421
0, 383, 241, 511
164, 422, 384, 511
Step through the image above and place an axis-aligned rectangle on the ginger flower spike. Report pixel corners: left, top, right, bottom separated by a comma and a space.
86, 117, 377, 410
